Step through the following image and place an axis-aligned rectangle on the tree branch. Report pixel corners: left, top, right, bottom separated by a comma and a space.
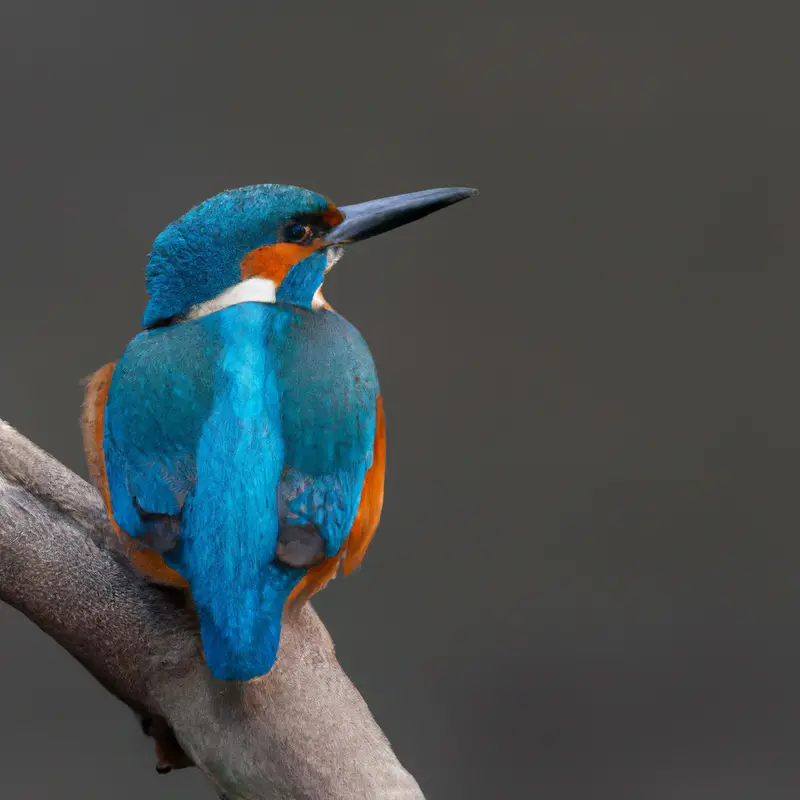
0, 419, 424, 800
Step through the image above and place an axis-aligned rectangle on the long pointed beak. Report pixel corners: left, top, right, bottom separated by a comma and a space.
324, 187, 478, 245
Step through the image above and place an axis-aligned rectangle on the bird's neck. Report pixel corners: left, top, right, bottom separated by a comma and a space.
275, 249, 329, 309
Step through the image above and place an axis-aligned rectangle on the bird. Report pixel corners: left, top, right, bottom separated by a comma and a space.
81, 183, 477, 682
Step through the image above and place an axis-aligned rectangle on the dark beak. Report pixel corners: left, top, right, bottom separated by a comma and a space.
324, 187, 478, 245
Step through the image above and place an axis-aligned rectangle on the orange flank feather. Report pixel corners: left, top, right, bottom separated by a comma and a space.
124, 542, 189, 589
81, 363, 188, 589
81, 362, 115, 504
289, 393, 386, 607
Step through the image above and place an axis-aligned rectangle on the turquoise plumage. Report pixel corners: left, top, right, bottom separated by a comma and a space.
82, 183, 476, 681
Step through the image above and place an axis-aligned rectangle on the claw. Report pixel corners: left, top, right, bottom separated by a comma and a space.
139, 714, 193, 773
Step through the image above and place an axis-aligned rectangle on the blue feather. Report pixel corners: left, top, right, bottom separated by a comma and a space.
104, 301, 379, 680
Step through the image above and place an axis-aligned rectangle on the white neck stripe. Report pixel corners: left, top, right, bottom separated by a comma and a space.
182, 277, 277, 321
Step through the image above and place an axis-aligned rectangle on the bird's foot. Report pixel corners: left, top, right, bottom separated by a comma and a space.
140, 714, 193, 774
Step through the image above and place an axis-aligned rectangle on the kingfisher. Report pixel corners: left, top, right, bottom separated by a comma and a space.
81, 183, 477, 681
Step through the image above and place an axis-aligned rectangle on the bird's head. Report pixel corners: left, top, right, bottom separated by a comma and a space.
142, 183, 477, 327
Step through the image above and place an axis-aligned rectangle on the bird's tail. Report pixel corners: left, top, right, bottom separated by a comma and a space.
166, 397, 299, 682
178, 489, 300, 681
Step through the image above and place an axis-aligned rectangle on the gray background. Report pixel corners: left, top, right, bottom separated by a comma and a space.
1, 1, 799, 798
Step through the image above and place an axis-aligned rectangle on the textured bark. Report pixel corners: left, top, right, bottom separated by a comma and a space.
0, 419, 423, 800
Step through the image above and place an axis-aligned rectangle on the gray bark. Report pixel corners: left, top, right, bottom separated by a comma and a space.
0, 419, 424, 800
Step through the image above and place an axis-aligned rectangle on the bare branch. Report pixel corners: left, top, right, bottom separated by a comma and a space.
0, 420, 424, 800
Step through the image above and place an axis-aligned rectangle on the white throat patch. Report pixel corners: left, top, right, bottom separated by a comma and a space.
325, 245, 344, 272
182, 277, 277, 321
312, 247, 344, 309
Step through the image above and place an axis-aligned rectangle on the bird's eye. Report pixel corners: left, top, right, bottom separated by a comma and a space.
283, 221, 313, 244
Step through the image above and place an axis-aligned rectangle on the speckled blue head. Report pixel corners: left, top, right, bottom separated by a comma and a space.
142, 184, 340, 327
142, 183, 479, 328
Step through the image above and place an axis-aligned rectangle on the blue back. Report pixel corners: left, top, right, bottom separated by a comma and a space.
104, 301, 379, 679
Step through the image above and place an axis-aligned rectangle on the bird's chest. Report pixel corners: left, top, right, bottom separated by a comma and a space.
269, 306, 380, 473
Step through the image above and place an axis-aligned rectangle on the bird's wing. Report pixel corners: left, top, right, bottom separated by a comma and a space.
82, 361, 188, 587
97, 305, 304, 680
289, 393, 386, 606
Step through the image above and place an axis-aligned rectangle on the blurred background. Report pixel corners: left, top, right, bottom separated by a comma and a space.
1, 1, 800, 798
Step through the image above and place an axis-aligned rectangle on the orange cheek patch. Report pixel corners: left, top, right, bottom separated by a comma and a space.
240, 243, 320, 283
